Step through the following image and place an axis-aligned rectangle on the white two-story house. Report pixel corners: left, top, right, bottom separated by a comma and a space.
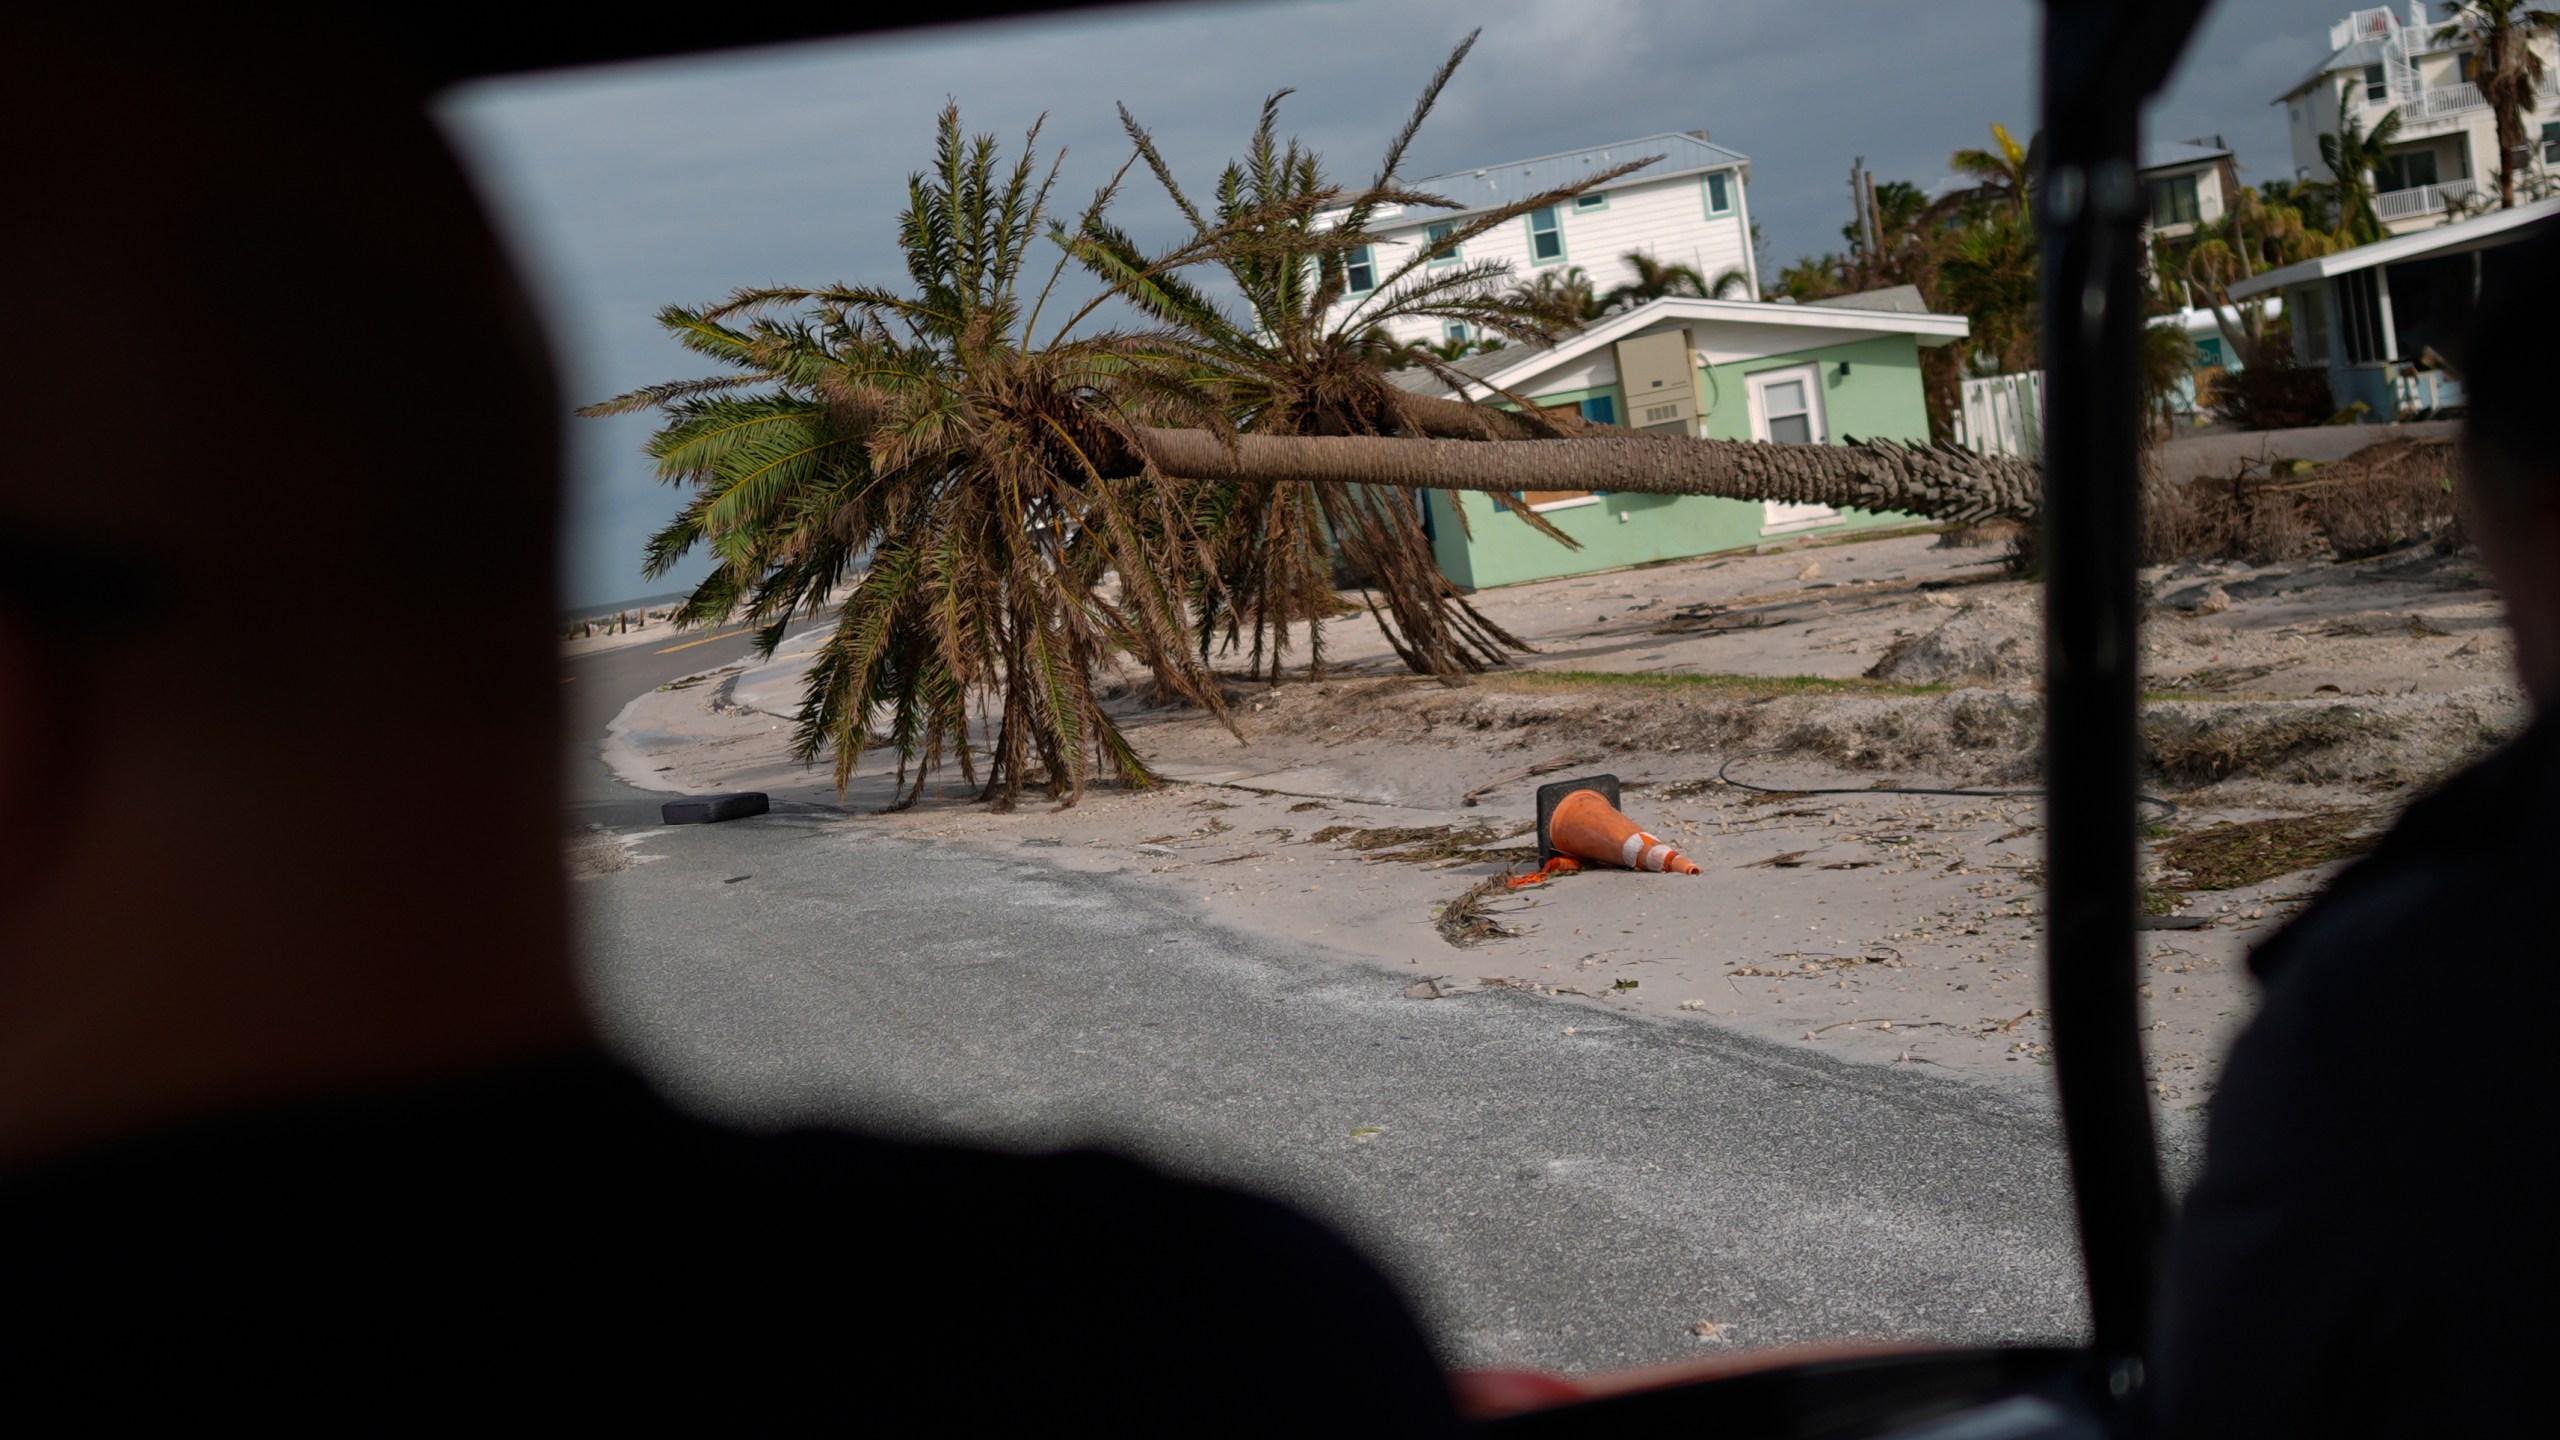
2141, 136, 2239, 243
1321, 131, 1758, 350
2280, 3, 2560, 232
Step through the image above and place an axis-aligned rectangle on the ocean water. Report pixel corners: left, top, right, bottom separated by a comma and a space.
559, 588, 695, 625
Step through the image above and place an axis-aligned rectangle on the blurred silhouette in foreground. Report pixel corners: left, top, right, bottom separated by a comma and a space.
0, 19, 1453, 1428
2150, 218, 2560, 1438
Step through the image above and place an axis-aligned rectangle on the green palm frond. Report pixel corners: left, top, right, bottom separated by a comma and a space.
591, 102, 1237, 811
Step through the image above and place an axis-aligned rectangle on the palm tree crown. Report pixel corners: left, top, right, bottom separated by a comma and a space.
2434, 0, 2560, 208
1077, 32, 1646, 678
1941, 122, 2040, 216
587, 105, 1231, 809
2317, 92, 2403, 245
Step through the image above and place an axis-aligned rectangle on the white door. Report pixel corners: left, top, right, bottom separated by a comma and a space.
1746, 363, 1840, 535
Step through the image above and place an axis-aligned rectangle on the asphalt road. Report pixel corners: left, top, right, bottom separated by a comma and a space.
559, 619, 811, 820
565, 624, 2115, 1372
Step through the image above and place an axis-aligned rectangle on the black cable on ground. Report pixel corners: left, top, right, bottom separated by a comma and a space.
1714, 753, 2179, 821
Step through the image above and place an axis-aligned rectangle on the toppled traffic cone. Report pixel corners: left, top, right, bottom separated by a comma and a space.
1508, 775, 1700, 887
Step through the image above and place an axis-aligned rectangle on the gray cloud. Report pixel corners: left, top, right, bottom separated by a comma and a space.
437, 0, 2355, 607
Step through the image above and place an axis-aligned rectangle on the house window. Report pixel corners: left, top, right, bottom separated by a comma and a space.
2194, 336, 2224, 368
1757, 374, 1818, 444
1526, 207, 1565, 264
1579, 395, 1617, 425
2363, 63, 2387, 102
1344, 244, 1378, 293
1574, 192, 1608, 212
2148, 173, 2200, 226
2377, 147, 2437, 193
1425, 221, 1460, 266
2459, 50, 2478, 85
1443, 320, 1470, 344
1748, 364, 1839, 533
2543, 121, 2560, 165
1703, 171, 1734, 216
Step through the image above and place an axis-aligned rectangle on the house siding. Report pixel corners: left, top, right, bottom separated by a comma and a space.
1354, 173, 1752, 348
1421, 334, 1933, 589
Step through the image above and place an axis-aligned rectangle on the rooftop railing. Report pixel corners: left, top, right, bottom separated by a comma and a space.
2349, 71, 2557, 126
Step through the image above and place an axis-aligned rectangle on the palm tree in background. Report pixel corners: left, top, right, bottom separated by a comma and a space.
2159, 186, 2334, 367
1403, 333, 1506, 364
1596, 251, 1749, 311
2256, 175, 2337, 233
1081, 31, 1646, 678
587, 105, 1230, 809
1507, 264, 1602, 323
1935, 207, 2041, 376
1772, 253, 1852, 302
1937, 122, 2040, 217
2434, 0, 2560, 208
2317, 93, 2403, 244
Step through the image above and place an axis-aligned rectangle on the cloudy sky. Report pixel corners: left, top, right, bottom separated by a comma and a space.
436, 0, 2359, 608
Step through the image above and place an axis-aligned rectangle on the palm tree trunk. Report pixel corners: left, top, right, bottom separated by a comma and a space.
2495, 103, 2522, 208
1136, 429, 2042, 524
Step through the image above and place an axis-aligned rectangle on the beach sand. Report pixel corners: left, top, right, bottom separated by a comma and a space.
589, 519, 2522, 1111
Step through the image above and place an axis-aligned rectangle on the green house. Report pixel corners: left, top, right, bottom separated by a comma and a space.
1393, 286, 1971, 589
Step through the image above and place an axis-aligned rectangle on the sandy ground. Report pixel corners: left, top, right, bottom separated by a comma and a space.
2151, 419, 2463, 485
590, 514, 2525, 1114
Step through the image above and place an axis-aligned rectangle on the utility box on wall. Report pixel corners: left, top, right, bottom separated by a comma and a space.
1614, 328, 1697, 435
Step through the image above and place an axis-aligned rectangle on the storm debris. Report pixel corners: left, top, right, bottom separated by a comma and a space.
2154, 809, 2382, 892
1434, 875, 1535, 947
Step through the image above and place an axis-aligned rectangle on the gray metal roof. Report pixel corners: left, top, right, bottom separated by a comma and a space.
1803, 284, 1930, 315
1389, 343, 1528, 394
2280, 37, 2385, 100
1389, 132, 1750, 222
2140, 138, 2231, 173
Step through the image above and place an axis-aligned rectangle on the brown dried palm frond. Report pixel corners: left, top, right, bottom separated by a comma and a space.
1077, 30, 1653, 680
595, 103, 1239, 811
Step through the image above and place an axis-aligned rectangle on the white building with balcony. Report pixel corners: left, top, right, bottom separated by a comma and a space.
1319, 131, 1757, 350
2279, 4, 2560, 232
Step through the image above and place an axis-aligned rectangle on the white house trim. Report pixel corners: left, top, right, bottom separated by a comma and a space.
2229, 196, 2560, 298
1438, 295, 1969, 400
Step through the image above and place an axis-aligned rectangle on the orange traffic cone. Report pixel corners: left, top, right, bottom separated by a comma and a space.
1509, 786, 1700, 887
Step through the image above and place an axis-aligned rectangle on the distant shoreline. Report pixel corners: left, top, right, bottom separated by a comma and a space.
559, 588, 694, 626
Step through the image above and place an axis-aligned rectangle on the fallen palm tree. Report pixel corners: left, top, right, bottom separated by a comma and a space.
600, 72, 2047, 812
1132, 427, 2045, 526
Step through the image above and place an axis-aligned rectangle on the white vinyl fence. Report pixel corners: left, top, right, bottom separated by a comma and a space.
1954, 371, 2044, 461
